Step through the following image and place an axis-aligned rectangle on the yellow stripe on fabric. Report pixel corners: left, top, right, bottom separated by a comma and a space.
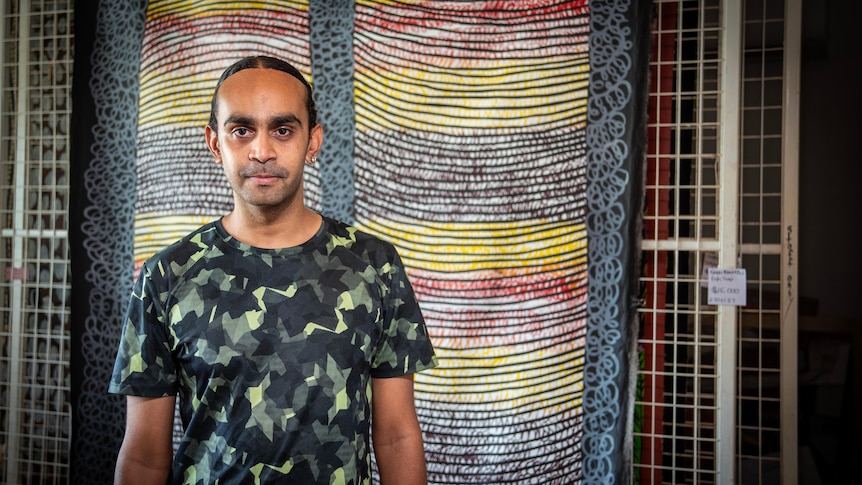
355, 219, 586, 273
355, 60, 588, 96
146, 0, 308, 18
134, 213, 220, 265
355, 69, 589, 132
414, 346, 584, 399
138, 85, 213, 128
420, 349, 583, 382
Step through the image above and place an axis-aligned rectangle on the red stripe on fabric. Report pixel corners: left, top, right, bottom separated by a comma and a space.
410, 269, 586, 303
140, 11, 308, 67
355, 1, 589, 56
358, 0, 588, 30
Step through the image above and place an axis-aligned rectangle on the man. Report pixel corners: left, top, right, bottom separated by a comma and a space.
109, 55, 437, 484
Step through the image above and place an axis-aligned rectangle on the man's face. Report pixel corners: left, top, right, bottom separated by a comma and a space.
205, 68, 321, 212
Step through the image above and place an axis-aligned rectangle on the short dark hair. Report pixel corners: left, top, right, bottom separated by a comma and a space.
207, 55, 318, 132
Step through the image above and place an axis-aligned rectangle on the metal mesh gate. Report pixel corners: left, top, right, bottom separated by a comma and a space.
636, 0, 798, 483
0, 1, 73, 483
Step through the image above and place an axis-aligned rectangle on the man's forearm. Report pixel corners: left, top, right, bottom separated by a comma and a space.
114, 454, 170, 485
374, 436, 428, 485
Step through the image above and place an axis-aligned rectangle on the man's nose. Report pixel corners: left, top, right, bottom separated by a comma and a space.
249, 135, 276, 162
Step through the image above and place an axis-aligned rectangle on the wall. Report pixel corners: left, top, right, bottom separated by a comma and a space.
799, 0, 862, 320
798, 2, 862, 480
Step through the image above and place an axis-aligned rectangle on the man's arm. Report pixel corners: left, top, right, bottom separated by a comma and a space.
371, 375, 427, 485
114, 395, 176, 485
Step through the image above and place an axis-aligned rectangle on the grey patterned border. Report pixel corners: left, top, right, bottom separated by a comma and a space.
309, 1, 356, 224
71, 1, 146, 483
584, 1, 647, 483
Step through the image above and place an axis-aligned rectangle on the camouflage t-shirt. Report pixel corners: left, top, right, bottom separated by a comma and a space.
109, 217, 437, 484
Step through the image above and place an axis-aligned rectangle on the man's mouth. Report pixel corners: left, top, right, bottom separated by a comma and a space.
249, 174, 281, 185
242, 167, 287, 180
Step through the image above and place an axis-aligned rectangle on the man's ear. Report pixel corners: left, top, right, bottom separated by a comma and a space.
205, 125, 222, 164
307, 123, 323, 161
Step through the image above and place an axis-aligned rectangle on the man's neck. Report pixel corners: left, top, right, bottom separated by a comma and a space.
222, 205, 322, 249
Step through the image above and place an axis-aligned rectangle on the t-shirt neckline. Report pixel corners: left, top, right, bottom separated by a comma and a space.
213, 216, 328, 257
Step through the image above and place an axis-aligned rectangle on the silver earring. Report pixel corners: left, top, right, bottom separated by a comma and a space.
310, 156, 317, 165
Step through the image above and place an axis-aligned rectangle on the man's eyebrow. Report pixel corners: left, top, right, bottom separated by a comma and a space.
271, 114, 302, 127
222, 114, 302, 127
223, 115, 253, 127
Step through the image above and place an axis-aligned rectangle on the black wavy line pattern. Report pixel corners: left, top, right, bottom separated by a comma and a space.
352, 2, 590, 483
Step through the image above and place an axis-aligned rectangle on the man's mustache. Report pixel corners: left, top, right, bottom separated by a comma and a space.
240, 164, 288, 178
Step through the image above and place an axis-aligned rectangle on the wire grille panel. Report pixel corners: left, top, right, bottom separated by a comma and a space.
637, 1, 796, 484
737, 0, 786, 482
637, 1, 723, 483
0, 1, 73, 483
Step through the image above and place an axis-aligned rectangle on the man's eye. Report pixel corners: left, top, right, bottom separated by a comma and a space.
275, 127, 292, 136
233, 127, 250, 136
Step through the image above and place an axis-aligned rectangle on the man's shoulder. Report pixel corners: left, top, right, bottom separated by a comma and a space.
142, 220, 223, 276
322, 217, 399, 259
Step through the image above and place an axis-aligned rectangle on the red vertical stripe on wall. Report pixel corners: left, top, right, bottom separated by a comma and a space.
641, 3, 676, 484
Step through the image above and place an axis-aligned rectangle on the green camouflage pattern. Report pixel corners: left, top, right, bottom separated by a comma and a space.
109, 217, 437, 484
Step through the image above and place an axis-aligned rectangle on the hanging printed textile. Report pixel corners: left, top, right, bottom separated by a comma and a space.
348, 3, 589, 482
71, 1, 648, 483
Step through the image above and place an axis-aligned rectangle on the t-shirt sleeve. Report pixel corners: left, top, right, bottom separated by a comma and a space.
108, 262, 178, 397
371, 249, 437, 377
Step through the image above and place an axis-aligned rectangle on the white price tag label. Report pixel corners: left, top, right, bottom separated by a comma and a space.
707, 268, 747, 306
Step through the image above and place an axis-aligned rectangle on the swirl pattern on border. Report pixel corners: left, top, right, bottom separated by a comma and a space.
77, 1, 147, 482
309, 1, 357, 223
584, 2, 633, 484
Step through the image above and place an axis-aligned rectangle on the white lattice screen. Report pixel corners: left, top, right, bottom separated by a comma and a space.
0, 1, 73, 483
636, 0, 798, 484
